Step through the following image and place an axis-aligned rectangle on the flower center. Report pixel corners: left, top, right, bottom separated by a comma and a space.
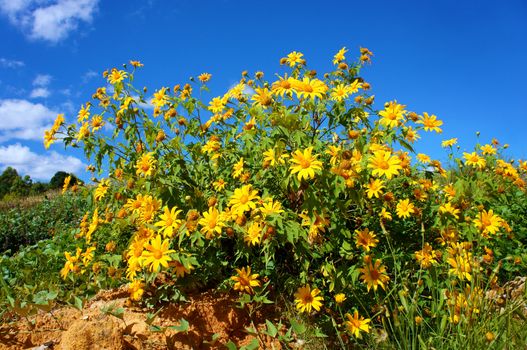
153, 250, 163, 260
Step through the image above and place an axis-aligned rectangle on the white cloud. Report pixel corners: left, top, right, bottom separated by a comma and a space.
0, 143, 83, 180
0, 57, 25, 68
33, 73, 52, 86
0, 99, 57, 142
0, 0, 99, 43
82, 70, 98, 82
29, 87, 50, 98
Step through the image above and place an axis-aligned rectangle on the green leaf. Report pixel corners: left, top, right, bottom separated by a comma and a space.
289, 318, 306, 335
265, 319, 278, 337
168, 318, 189, 333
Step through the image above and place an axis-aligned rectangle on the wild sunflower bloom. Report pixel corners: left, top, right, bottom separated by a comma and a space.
332, 47, 348, 65
447, 253, 472, 281
344, 310, 371, 339
231, 266, 261, 294
271, 75, 296, 97
77, 104, 90, 122
128, 280, 144, 301
252, 87, 273, 107
480, 144, 496, 155
91, 115, 104, 131
355, 228, 379, 252
155, 206, 183, 238
108, 68, 127, 84
94, 179, 110, 201
244, 221, 263, 246
135, 152, 157, 177
415, 243, 440, 268
229, 184, 260, 214
62, 175, 72, 194
368, 150, 402, 179
294, 285, 324, 313
396, 199, 416, 218
378, 101, 407, 128
463, 152, 486, 169
417, 153, 431, 164
76, 122, 90, 141
60, 247, 82, 279
359, 258, 390, 292
129, 60, 144, 67
294, 77, 328, 100
442, 138, 458, 148
365, 178, 385, 199
151, 87, 168, 107
208, 96, 226, 114
439, 202, 460, 219
289, 147, 323, 181
334, 293, 347, 305
51, 113, 65, 132
285, 51, 304, 67
259, 198, 284, 217
232, 157, 244, 178
330, 84, 351, 102
417, 112, 443, 133
213, 179, 226, 191
140, 235, 176, 272
198, 207, 225, 239
198, 73, 212, 83
44, 129, 56, 149
473, 209, 502, 235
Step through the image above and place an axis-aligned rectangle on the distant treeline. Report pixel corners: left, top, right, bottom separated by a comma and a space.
0, 167, 79, 200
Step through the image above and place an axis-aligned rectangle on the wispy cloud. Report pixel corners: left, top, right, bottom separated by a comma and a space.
0, 0, 99, 43
29, 87, 50, 98
0, 99, 57, 142
30, 73, 52, 99
82, 70, 98, 83
0, 57, 25, 68
0, 143, 84, 180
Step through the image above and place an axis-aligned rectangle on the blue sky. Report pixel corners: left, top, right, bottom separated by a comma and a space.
0, 0, 526, 181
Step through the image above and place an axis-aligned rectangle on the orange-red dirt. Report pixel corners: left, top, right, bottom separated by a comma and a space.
0, 287, 283, 350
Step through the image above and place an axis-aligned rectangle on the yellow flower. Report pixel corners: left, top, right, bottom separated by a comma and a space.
154, 206, 183, 238
294, 77, 328, 100
396, 199, 416, 219
208, 96, 226, 114
415, 243, 440, 268
60, 247, 82, 279
94, 179, 110, 201
51, 113, 65, 132
231, 266, 261, 294
108, 68, 127, 84
473, 209, 502, 235
442, 138, 458, 147
252, 87, 273, 107
294, 285, 324, 313
43, 129, 56, 149
140, 235, 176, 272
480, 144, 496, 155
330, 84, 351, 102
334, 293, 347, 305
129, 60, 144, 67
285, 51, 304, 67
77, 104, 90, 122
439, 202, 460, 219
151, 87, 168, 107
325, 145, 341, 166
379, 101, 407, 128
447, 252, 472, 281
365, 178, 385, 199
368, 150, 402, 179
198, 73, 212, 83
417, 112, 443, 133
62, 175, 72, 194
229, 184, 260, 214
128, 280, 144, 301
355, 228, 379, 252
417, 153, 431, 164
359, 258, 390, 292
289, 147, 323, 181
77, 122, 90, 141
213, 179, 226, 191
244, 221, 263, 246
232, 157, 244, 179
344, 310, 371, 339
135, 152, 157, 177
259, 198, 284, 217
198, 207, 225, 239
333, 47, 348, 65
379, 207, 392, 221
463, 152, 486, 169
271, 75, 296, 97
91, 115, 104, 131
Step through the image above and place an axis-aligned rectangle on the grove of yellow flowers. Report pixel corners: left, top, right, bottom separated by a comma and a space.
44, 45, 527, 344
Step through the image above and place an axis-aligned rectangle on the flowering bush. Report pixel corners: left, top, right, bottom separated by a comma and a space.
43, 47, 527, 348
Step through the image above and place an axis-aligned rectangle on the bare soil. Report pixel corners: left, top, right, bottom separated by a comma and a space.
0, 287, 283, 350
